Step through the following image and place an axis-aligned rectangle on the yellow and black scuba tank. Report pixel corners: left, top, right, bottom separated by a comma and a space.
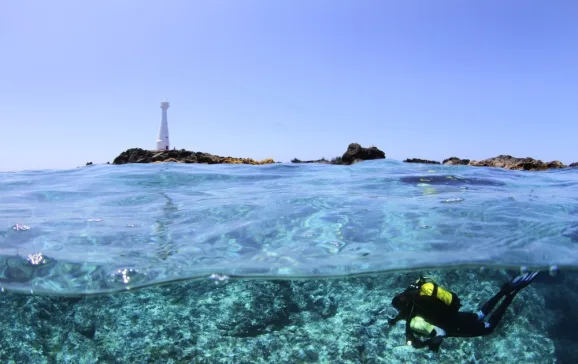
408, 276, 461, 312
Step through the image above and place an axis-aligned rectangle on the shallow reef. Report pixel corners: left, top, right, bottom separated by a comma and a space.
0, 268, 573, 363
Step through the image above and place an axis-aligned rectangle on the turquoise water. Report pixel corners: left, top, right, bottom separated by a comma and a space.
1, 160, 577, 295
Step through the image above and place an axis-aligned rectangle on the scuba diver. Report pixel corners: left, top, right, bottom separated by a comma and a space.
387, 271, 540, 352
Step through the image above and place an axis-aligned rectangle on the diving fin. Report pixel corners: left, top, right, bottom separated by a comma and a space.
510, 271, 540, 291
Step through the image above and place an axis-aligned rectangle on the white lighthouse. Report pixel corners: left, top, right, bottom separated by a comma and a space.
156, 101, 170, 150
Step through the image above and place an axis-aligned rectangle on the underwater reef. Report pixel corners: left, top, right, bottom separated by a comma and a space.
1, 268, 574, 363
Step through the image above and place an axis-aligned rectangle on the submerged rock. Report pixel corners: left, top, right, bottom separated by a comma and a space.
403, 158, 441, 165
0, 268, 560, 363
215, 281, 296, 337
112, 148, 275, 165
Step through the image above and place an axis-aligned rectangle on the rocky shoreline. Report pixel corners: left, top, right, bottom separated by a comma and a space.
291, 143, 386, 165
109, 143, 576, 171
406, 155, 574, 171
111, 143, 386, 166
112, 148, 275, 165
402, 158, 440, 165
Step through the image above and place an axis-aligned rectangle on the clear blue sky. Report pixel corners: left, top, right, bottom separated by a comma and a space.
1, 1, 577, 171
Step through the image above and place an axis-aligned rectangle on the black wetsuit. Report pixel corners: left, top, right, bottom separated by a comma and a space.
390, 281, 520, 351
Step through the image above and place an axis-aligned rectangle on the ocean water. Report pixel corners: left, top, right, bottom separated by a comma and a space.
1, 160, 578, 363
1, 159, 577, 296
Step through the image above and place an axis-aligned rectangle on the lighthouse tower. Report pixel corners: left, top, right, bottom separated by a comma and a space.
156, 101, 170, 150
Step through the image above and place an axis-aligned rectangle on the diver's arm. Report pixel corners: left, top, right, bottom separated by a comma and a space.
406, 330, 443, 352
405, 320, 429, 349
387, 310, 404, 325
426, 336, 444, 352
404, 315, 446, 352
409, 329, 445, 352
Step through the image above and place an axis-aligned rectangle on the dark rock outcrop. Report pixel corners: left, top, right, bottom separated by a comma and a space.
442, 157, 470, 165
291, 158, 332, 164
442, 155, 566, 171
340, 143, 385, 165
291, 143, 385, 165
469, 155, 566, 171
569, 162, 578, 168
403, 158, 440, 165
112, 148, 275, 165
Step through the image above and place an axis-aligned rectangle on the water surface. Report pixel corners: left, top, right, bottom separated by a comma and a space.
1, 160, 576, 295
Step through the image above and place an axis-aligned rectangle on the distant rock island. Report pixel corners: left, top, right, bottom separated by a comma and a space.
109, 144, 575, 171
112, 148, 275, 165
111, 143, 387, 166
292, 143, 386, 165
405, 155, 573, 171
403, 158, 440, 165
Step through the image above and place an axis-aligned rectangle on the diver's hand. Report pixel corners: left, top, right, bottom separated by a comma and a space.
427, 336, 444, 352
385, 307, 400, 325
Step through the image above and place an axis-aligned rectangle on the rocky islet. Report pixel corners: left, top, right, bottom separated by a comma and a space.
106, 143, 575, 171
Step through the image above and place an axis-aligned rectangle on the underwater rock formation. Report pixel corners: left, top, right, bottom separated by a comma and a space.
403, 158, 441, 165
569, 162, 578, 168
443, 155, 566, 171
0, 268, 562, 363
113, 148, 275, 165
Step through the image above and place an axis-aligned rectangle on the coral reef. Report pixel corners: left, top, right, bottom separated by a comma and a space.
0, 268, 565, 363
